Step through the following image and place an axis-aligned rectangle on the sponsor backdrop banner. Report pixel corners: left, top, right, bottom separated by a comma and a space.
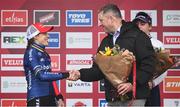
0, 0, 179, 106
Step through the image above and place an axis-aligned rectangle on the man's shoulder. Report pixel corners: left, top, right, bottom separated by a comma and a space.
122, 21, 138, 31
121, 21, 142, 38
101, 34, 111, 42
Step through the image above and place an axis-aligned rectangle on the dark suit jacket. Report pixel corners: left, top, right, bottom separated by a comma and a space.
79, 20, 156, 101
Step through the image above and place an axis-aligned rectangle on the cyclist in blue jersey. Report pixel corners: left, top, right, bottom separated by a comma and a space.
24, 23, 69, 106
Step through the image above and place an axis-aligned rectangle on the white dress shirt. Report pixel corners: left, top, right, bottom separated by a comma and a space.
113, 27, 121, 45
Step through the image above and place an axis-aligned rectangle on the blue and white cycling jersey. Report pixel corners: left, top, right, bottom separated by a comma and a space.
23, 42, 67, 101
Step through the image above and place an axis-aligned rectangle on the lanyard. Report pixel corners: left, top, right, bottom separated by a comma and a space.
128, 61, 136, 107
52, 81, 60, 96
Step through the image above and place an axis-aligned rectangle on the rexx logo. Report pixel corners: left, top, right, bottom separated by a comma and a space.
1, 32, 27, 48
3, 36, 24, 43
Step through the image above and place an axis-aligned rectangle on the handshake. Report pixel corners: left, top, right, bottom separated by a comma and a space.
67, 70, 81, 81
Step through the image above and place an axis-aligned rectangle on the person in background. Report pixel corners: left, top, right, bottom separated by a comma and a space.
69, 4, 156, 106
23, 23, 71, 106
133, 11, 166, 106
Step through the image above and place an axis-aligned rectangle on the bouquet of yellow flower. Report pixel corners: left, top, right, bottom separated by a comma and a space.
94, 45, 135, 101
94, 44, 135, 88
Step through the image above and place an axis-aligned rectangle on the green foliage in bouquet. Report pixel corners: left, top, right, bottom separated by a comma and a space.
98, 44, 127, 56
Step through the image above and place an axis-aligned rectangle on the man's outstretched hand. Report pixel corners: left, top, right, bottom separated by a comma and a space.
68, 70, 80, 81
